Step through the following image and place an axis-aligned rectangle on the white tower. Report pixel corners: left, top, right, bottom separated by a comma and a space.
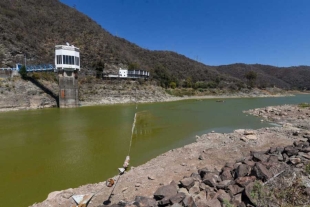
55, 44, 80, 108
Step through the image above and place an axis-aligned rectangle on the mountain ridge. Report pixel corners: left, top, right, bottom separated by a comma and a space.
0, 0, 309, 90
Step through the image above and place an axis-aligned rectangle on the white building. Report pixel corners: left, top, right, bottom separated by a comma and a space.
119, 68, 128, 77
55, 44, 80, 72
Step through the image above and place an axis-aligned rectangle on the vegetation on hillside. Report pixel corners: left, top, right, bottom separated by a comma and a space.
0, 0, 309, 91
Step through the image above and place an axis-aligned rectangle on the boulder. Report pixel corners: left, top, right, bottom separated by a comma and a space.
220, 169, 233, 180
253, 163, 272, 182
244, 182, 259, 206
228, 185, 244, 195
198, 167, 211, 178
180, 177, 195, 190
251, 152, 270, 162
244, 130, 255, 135
154, 184, 178, 200
182, 196, 197, 207
202, 173, 221, 187
216, 180, 234, 189
235, 164, 251, 178
216, 189, 231, 203
235, 176, 256, 187
188, 182, 200, 195
204, 198, 221, 207
169, 192, 186, 205
134, 196, 157, 207
289, 157, 301, 165
284, 146, 299, 156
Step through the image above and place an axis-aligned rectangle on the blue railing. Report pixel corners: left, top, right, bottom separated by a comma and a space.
0, 64, 55, 72
26, 64, 55, 72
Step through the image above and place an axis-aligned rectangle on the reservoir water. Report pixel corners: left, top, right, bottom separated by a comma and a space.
0, 94, 309, 206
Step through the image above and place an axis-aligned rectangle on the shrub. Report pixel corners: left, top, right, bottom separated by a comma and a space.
298, 103, 310, 108
19, 65, 27, 79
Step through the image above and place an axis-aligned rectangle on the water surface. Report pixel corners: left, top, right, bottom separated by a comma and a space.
0, 94, 309, 206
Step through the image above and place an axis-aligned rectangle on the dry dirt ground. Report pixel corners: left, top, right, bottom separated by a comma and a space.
30, 104, 310, 207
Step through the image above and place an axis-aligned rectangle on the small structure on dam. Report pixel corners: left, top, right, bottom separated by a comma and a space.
55, 44, 80, 108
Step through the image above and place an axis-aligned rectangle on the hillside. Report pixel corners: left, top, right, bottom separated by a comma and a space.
0, 0, 309, 90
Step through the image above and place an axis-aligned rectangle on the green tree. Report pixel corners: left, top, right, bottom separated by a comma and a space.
128, 62, 139, 70
169, 82, 176, 89
19, 65, 27, 79
152, 64, 171, 88
184, 77, 192, 88
245, 71, 257, 88
93, 60, 104, 78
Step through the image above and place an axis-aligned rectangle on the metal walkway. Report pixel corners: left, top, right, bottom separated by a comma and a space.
0, 64, 55, 72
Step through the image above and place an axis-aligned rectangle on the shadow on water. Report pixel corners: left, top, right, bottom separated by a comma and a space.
27, 76, 59, 107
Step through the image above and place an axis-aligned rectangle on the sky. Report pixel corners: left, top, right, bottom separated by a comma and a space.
60, 0, 310, 67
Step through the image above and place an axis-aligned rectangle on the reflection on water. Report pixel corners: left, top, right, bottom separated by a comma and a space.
133, 111, 155, 139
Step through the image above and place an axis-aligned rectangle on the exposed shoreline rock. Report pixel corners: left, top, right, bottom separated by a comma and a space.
30, 104, 310, 207
0, 76, 299, 113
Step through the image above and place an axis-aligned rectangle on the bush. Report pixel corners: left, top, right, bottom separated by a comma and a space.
19, 65, 27, 79
298, 103, 310, 108
169, 82, 176, 89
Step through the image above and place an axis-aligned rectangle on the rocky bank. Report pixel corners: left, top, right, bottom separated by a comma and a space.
0, 75, 295, 112
29, 104, 310, 207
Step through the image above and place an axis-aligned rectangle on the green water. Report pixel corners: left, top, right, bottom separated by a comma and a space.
0, 95, 309, 206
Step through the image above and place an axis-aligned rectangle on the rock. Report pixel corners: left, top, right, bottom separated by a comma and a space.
134, 196, 157, 207
227, 185, 244, 195
235, 164, 251, 178
235, 176, 256, 187
188, 182, 200, 195
148, 176, 155, 180
276, 147, 284, 153
300, 147, 310, 153
305, 187, 310, 196
178, 188, 190, 196
198, 155, 204, 160
202, 173, 221, 187
244, 181, 258, 206
169, 192, 186, 204
244, 130, 255, 135
216, 180, 234, 189
243, 160, 256, 167
251, 151, 270, 162
171, 204, 183, 207
204, 198, 221, 207
253, 163, 272, 182
193, 191, 206, 202
158, 198, 171, 206
182, 196, 197, 207
268, 155, 279, 163
135, 183, 141, 187
220, 169, 233, 180
284, 146, 299, 156
289, 157, 301, 165
154, 184, 178, 200
190, 173, 201, 181
198, 167, 211, 178
245, 135, 257, 140
180, 177, 195, 190
216, 189, 231, 203
231, 193, 242, 206
47, 191, 62, 200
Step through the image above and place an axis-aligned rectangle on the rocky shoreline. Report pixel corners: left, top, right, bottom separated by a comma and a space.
0, 76, 296, 113
29, 104, 310, 207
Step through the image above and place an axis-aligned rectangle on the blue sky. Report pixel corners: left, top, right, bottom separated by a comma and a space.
60, 0, 310, 67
